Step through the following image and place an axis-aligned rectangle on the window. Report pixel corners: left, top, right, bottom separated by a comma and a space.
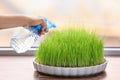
0, 0, 120, 48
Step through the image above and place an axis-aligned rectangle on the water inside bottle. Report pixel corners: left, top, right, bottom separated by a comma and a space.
11, 28, 39, 53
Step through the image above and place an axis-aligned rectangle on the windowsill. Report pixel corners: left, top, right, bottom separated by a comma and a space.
0, 47, 36, 56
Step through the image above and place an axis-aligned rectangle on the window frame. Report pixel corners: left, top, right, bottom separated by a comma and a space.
0, 47, 120, 56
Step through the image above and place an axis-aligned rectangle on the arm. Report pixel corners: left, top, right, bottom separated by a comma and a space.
0, 15, 47, 35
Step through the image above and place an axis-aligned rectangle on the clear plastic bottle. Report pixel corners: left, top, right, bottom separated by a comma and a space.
10, 17, 56, 53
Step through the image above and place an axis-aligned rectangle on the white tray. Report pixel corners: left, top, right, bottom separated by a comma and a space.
33, 60, 107, 77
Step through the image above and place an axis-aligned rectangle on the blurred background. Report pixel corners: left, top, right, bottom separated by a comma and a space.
0, 0, 120, 47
